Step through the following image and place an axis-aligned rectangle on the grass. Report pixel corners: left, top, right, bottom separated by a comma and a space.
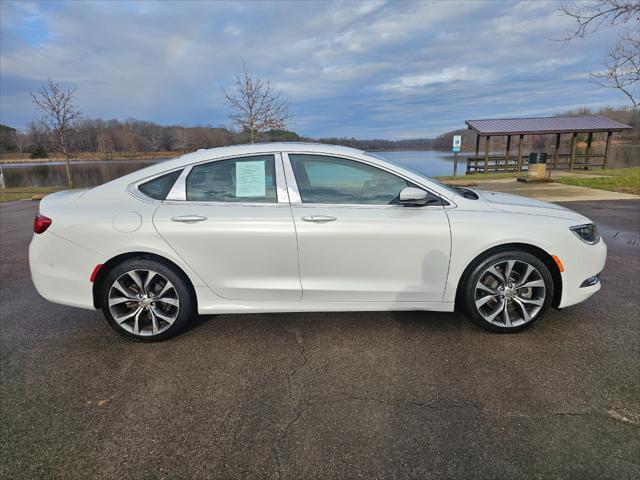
556, 167, 640, 195
0, 187, 65, 202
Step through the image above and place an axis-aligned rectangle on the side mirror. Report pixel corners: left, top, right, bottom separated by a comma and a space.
399, 187, 430, 206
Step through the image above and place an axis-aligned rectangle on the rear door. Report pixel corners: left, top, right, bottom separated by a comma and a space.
283, 153, 451, 302
153, 153, 301, 301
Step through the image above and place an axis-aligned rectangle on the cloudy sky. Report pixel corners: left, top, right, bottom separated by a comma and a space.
0, 0, 627, 139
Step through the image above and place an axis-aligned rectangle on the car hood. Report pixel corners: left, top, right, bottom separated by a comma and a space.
475, 190, 591, 222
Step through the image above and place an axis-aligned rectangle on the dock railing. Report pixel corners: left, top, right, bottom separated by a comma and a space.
466, 153, 607, 174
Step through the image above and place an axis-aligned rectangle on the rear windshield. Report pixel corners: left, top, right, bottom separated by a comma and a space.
138, 170, 182, 200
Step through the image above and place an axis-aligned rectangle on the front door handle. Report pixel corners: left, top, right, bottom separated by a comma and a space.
301, 215, 337, 223
171, 215, 208, 223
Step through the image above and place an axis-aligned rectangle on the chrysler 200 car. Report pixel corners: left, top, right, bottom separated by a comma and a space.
29, 143, 606, 341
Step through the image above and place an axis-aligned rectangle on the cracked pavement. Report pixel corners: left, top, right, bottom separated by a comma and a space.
1, 200, 639, 479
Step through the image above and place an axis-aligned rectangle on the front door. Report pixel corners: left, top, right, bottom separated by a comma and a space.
153, 153, 301, 301
284, 153, 451, 302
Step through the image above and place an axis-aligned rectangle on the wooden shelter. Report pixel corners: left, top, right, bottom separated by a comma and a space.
464, 115, 632, 174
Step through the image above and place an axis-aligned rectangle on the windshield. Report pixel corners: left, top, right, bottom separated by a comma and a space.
364, 151, 459, 196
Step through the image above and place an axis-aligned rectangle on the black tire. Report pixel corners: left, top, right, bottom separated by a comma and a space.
101, 258, 194, 342
462, 250, 554, 333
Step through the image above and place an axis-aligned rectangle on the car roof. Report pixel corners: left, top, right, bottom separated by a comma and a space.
104, 142, 368, 189
179, 142, 365, 163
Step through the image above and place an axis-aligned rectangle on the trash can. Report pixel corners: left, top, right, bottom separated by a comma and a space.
528, 152, 547, 179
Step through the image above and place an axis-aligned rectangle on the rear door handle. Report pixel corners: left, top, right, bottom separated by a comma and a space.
301, 215, 337, 223
171, 215, 207, 223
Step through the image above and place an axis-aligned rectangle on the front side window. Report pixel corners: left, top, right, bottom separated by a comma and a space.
138, 169, 182, 200
366, 151, 458, 197
186, 155, 276, 203
289, 154, 415, 205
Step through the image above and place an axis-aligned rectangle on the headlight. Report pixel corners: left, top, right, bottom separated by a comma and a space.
570, 224, 600, 244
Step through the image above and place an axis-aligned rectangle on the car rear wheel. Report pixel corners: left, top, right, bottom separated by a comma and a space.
101, 259, 194, 341
462, 251, 554, 333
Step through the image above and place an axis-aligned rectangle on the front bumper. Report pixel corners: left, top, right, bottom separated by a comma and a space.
552, 234, 607, 309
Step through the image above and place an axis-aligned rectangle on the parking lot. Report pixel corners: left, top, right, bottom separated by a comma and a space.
1, 199, 639, 479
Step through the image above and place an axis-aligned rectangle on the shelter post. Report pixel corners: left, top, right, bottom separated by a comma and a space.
484, 136, 490, 173
504, 135, 511, 172
474, 134, 480, 173
585, 132, 593, 169
553, 133, 561, 169
604, 131, 613, 169
516, 135, 524, 171
569, 132, 577, 170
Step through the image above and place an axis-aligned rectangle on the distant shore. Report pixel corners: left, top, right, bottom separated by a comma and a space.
0, 148, 460, 164
0, 151, 178, 164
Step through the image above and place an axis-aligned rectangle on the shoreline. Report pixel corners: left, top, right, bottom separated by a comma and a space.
0, 152, 178, 165
0, 148, 462, 165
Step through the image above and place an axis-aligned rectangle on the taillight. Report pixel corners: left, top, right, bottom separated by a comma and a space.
34, 213, 52, 234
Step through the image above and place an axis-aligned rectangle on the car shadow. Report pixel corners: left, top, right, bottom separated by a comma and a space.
389, 310, 469, 332
180, 309, 470, 337
181, 314, 218, 334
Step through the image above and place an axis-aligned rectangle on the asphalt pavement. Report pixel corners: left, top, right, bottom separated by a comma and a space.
1, 199, 639, 479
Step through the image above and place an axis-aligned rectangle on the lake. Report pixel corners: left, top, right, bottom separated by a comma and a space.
0, 150, 464, 188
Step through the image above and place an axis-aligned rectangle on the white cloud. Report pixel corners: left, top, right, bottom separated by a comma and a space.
380, 67, 497, 91
223, 25, 243, 37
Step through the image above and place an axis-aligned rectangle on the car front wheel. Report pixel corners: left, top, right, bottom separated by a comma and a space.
462, 251, 554, 333
101, 258, 194, 341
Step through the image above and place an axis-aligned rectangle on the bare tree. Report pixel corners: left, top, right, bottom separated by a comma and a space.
12, 130, 27, 158
171, 126, 189, 152
591, 32, 640, 107
97, 131, 114, 160
560, 0, 640, 39
223, 63, 290, 143
31, 79, 82, 187
26, 120, 50, 150
560, 0, 640, 106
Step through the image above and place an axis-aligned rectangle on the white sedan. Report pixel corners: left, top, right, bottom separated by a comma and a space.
29, 143, 606, 341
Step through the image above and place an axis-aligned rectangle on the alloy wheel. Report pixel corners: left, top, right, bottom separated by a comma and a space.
474, 259, 546, 328
107, 269, 180, 336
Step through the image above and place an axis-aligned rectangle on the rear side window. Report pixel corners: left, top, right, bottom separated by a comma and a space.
289, 154, 414, 205
186, 155, 276, 203
138, 170, 182, 200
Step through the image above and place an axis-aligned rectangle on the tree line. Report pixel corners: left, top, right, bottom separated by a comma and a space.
0, 118, 439, 157
1, 105, 638, 159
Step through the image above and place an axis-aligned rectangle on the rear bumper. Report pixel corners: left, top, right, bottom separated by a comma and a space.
553, 235, 607, 309
29, 232, 100, 310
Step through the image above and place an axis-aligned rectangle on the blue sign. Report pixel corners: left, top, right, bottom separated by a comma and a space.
452, 146, 461, 153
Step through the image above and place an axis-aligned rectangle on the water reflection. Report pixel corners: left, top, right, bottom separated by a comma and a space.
377, 150, 461, 178
1, 160, 158, 188
1, 150, 462, 188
